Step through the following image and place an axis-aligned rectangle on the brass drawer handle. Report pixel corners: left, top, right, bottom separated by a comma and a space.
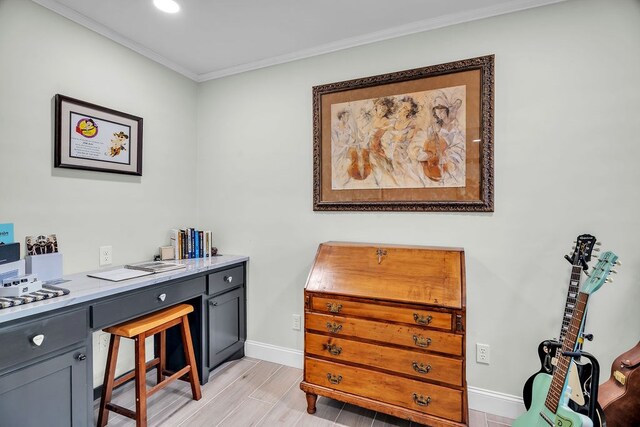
327, 373, 342, 385
325, 343, 342, 356
326, 322, 343, 333
326, 302, 343, 313
412, 393, 431, 406
412, 335, 431, 348
413, 313, 432, 325
412, 362, 432, 374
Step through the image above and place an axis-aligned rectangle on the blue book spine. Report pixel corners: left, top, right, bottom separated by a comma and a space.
195, 230, 200, 259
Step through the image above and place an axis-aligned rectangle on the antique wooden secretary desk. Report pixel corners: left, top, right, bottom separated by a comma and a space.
301, 242, 468, 427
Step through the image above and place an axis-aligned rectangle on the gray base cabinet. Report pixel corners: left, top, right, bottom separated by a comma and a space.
0, 346, 89, 427
208, 285, 246, 369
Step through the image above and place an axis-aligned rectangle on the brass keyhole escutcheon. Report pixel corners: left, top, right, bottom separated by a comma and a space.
376, 248, 387, 264
327, 373, 342, 385
412, 335, 432, 348
413, 313, 432, 325
326, 302, 342, 313
326, 322, 343, 333
412, 362, 432, 374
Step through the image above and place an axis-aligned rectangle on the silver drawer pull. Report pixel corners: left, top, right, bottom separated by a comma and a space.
31, 334, 45, 346
76, 353, 87, 361
209, 300, 218, 306
224, 275, 233, 283
158, 293, 167, 302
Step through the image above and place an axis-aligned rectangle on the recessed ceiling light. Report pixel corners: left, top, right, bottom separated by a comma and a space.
153, 0, 180, 14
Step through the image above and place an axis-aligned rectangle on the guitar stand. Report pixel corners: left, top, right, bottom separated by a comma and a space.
562, 349, 602, 426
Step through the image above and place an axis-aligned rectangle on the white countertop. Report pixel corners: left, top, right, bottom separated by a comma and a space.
0, 255, 248, 325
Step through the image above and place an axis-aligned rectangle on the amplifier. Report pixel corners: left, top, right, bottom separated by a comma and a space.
0, 242, 20, 265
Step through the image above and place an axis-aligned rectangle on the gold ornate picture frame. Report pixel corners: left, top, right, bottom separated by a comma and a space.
312, 55, 494, 212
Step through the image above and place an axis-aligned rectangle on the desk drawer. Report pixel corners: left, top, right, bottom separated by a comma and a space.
305, 357, 463, 422
0, 309, 87, 372
305, 332, 462, 386
91, 277, 205, 329
310, 295, 452, 330
208, 265, 244, 295
305, 312, 463, 356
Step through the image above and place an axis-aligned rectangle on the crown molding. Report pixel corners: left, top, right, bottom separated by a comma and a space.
31, 0, 199, 81
32, 0, 564, 83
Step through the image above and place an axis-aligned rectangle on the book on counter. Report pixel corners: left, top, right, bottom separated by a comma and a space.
124, 261, 186, 273
169, 228, 212, 260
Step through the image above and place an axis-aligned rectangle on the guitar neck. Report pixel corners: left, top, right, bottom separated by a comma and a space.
558, 265, 583, 342
545, 292, 590, 413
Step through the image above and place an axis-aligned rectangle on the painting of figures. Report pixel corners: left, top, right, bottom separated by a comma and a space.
313, 55, 494, 212
330, 86, 466, 190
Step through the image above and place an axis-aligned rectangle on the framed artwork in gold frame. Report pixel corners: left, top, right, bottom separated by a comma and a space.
312, 55, 494, 212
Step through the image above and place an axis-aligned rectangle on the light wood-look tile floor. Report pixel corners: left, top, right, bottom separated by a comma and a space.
94, 357, 514, 427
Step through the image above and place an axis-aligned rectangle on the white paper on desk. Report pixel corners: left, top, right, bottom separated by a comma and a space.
87, 268, 153, 282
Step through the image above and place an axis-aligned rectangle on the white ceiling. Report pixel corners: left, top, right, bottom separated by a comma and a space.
33, 0, 563, 82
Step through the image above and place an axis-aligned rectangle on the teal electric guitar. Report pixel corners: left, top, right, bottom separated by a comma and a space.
514, 251, 619, 427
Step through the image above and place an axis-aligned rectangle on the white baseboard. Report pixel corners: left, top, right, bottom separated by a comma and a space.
245, 340, 304, 369
244, 340, 526, 420
467, 385, 525, 419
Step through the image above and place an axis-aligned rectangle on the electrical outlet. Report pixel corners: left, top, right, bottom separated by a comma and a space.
292, 314, 301, 331
99, 245, 112, 266
99, 333, 110, 350
477, 343, 490, 364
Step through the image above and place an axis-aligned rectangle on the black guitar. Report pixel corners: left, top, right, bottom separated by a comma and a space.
522, 234, 605, 426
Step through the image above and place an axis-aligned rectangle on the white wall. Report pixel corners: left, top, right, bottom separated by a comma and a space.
197, 0, 640, 398
0, 0, 199, 272
0, 0, 198, 385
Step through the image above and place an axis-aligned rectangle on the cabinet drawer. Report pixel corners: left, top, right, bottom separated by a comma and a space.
305, 357, 463, 422
0, 309, 87, 372
310, 295, 452, 330
208, 265, 244, 295
91, 277, 205, 329
305, 332, 462, 386
305, 312, 462, 356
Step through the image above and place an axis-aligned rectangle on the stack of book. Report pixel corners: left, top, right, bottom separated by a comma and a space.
169, 229, 212, 260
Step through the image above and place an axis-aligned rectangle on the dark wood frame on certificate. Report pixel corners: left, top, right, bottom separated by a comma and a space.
312, 55, 494, 212
54, 94, 143, 176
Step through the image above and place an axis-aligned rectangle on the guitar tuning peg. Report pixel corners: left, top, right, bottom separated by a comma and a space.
592, 248, 601, 252
584, 271, 591, 277
595, 242, 602, 246
616, 260, 622, 266
605, 278, 614, 283
611, 270, 618, 274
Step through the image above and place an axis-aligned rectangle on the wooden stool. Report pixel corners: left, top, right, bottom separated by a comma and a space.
97, 304, 202, 427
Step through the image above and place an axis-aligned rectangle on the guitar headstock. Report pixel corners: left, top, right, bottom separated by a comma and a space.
565, 234, 598, 271
582, 251, 619, 294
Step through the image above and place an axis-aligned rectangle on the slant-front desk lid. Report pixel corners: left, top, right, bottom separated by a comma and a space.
305, 242, 465, 309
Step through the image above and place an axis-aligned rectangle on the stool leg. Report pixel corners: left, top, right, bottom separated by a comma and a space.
134, 335, 148, 427
97, 335, 120, 427
157, 330, 166, 384
179, 315, 202, 400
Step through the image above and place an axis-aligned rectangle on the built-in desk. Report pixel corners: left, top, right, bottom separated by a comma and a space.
0, 255, 248, 427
